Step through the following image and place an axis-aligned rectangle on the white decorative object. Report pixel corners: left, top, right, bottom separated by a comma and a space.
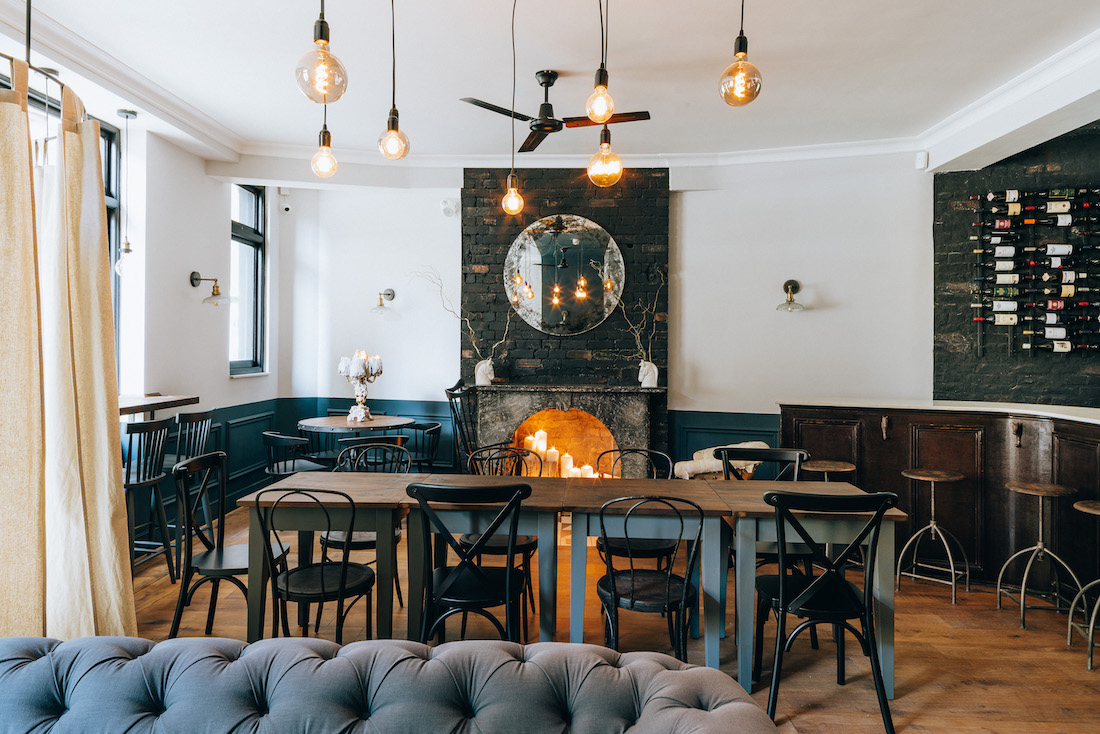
338, 350, 383, 422
638, 360, 658, 388
475, 358, 495, 385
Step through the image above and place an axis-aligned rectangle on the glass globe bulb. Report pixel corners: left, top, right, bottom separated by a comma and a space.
719, 59, 762, 106
311, 145, 338, 177
114, 253, 130, 277
587, 142, 623, 187
502, 186, 524, 215
378, 127, 410, 160
586, 85, 615, 124
295, 44, 348, 104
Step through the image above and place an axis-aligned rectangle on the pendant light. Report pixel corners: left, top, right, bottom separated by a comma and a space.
295, 0, 348, 104
114, 109, 137, 277
587, 125, 623, 187
378, 0, 410, 160
311, 104, 338, 177
501, 0, 524, 216
719, 0, 762, 107
585, 0, 614, 124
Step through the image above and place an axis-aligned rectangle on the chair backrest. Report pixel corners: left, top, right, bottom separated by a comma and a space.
299, 427, 339, 460
262, 431, 311, 477
337, 434, 408, 449
713, 446, 809, 481
596, 448, 673, 479
174, 409, 215, 463
404, 421, 442, 469
333, 443, 412, 473
765, 491, 899, 615
172, 451, 229, 557
468, 445, 543, 477
122, 417, 174, 487
445, 381, 477, 470
598, 495, 703, 609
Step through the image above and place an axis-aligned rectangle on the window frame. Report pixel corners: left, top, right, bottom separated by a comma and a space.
229, 184, 266, 376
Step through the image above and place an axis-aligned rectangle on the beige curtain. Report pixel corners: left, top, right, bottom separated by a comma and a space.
0, 59, 136, 638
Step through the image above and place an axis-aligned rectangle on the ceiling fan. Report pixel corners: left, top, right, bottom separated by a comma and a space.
461, 70, 650, 152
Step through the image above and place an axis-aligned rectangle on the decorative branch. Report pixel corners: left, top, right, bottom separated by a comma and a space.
415, 268, 512, 362
618, 265, 665, 362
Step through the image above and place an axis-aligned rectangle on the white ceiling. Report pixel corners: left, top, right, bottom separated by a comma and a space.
5, 0, 1100, 168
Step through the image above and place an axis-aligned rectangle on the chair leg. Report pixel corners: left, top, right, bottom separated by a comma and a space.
168, 570, 191, 638
126, 490, 137, 575
205, 578, 220, 634
766, 608, 787, 720
753, 594, 769, 683
865, 615, 896, 734
392, 553, 404, 608
804, 559, 819, 650
835, 623, 846, 685
150, 484, 177, 584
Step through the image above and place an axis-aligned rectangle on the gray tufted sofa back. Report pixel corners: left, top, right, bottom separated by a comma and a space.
0, 636, 778, 734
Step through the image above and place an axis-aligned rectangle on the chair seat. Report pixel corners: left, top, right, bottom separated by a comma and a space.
458, 534, 537, 554
321, 528, 401, 550
597, 536, 678, 559
191, 541, 287, 576
432, 565, 525, 607
596, 570, 697, 614
276, 562, 376, 603
756, 573, 864, 621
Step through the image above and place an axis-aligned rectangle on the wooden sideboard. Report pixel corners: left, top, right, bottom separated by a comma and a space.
780, 401, 1100, 585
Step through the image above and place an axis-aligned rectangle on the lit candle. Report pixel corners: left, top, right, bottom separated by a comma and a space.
536, 437, 547, 460
546, 447, 560, 477
523, 435, 535, 452
560, 453, 573, 476
534, 429, 547, 450
569, 467, 581, 478
580, 464, 594, 478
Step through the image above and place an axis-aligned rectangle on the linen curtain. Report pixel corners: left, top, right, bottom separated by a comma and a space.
0, 58, 136, 637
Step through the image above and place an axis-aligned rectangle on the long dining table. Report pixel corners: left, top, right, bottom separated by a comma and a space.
237, 472, 905, 694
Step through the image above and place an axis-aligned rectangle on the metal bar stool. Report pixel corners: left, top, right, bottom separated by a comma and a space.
800, 460, 856, 483
996, 481, 1082, 629
1067, 500, 1100, 668
896, 468, 970, 604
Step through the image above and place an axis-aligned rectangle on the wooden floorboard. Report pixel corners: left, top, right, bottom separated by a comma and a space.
134, 508, 1100, 732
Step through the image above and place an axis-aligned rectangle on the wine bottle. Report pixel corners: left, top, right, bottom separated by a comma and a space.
1041, 270, 1090, 283
1022, 326, 1100, 339
971, 188, 1082, 203
1022, 341, 1073, 353
1043, 300, 1100, 311
1028, 257, 1075, 269
970, 299, 1021, 312
973, 273, 1034, 285
978, 259, 1029, 272
973, 218, 1018, 230
973, 314, 1019, 326
969, 232, 1022, 243
1038, 285, 1095, 297
974, 286, 1022, 298
1034, 243, 1081, 257
972, 245, 1033, 257
1023, 215, 1100, 227
1022, 313, 1095, 325
987, 203, 1024, 216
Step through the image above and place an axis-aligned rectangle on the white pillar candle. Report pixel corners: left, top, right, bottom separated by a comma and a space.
569, 467, 581, 478
560, 453, 573, 476
580, 464, 594, 478
536, 436, 547, 460
523, 435, 536, 452
546, 447, 560, 477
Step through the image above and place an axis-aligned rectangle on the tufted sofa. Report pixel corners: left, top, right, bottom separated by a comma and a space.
0, 636, 778, 734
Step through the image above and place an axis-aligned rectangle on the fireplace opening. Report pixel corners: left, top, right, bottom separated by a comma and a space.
513, 408, 617, 477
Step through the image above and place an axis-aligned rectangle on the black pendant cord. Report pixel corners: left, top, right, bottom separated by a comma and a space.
509, 0, 517, 178
740, 0, 745, 36
320, 0, 325, 20
25, 0, 31, 63
390, 0, 396, 109
598, 0, 606, 67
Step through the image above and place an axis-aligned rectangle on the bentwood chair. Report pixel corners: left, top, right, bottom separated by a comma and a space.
404, 421, 442, 472
257, 488, 376, 644
406, 482, 532, 643
595, 449, 679, 574
445, 381, 478, 471
596, 495, 703, 662
262, 431, 327, 478
169, 451, 286, 637
755, 491, 898, 733
122, 417, 176, 582
166, 409, 214, 574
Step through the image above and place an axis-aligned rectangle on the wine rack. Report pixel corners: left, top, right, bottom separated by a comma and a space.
970, 187, 1100, 357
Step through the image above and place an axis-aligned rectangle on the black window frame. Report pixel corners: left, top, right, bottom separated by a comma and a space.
230, 184, 266, 376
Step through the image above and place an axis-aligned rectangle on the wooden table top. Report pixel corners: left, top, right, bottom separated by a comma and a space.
801, 460, 856, 473
298, 415, 415, 432
1006, 481, 1077, 498
705, 480, 907, 522
902, 468, 964, 483
237, 472, 432, 508
417, 473, 568, 512
1074, 500, 1100, 517
118, 394, 199, 416
564, 477, 731, 516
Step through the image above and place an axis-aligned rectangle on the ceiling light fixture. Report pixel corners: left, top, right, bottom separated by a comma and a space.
378, 0, 410, 160
311, 104, 338, 177
719, 0, 762, 107
190, 271, 234, 307
114, 109, 137, 277
587, 125, 623, 187
295, 0, 348, 104
501, 0, 524, 216
776, 280, 805, 312
585, 0, 614, 124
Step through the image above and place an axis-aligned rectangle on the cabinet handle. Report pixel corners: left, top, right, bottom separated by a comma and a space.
881, 415, 890, 441
1012, 421, 1023, 448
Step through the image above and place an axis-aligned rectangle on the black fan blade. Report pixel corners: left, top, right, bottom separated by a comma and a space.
563, 110, 652, 128
518, 129, 549, 152
461, 97, 533, 122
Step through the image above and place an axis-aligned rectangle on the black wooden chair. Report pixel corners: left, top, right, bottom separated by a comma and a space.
166, 409, 214, 574
256, 488, 376, 644
122, 417, 176, 582
445, 381, 478, 471
299, 426, 343, 467
262, 431, 327, 478
407, 481, 532, 643
404, 421, 442, 472
596, 495, 703, 662
169, 451, 286, 637
755, 490, 898, 732
595, 449, 679, 573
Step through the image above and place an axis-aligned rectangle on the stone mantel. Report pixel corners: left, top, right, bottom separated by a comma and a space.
477, 385, 666, 395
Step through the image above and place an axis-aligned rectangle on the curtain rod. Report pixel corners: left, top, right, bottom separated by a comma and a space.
0, 49, 67, 93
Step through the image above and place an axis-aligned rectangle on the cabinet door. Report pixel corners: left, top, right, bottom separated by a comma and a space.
1052, 429, 1100, 584
790, 418, 860, 482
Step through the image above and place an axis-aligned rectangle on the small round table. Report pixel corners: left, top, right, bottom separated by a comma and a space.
298, 415, 415, 433
800, 460, 856, 482
896, 468, 970, 604
996, 482, 1082, 629
1068, 500, 1100, 670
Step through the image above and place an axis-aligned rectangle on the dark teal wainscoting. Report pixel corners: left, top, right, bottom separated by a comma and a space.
668, 410, 781, 470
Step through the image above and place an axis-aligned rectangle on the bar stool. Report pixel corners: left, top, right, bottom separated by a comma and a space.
996, 482, 1082, 629
801, 460, 856, 483
1067, 500, 1100, 669
896, 468, 970, 604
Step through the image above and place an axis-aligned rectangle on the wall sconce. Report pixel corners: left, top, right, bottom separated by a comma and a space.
370, 288, 397, 317
189, 271, 234, 306
776, 279, 805, 312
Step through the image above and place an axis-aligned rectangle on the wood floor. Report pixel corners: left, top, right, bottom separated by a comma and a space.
135, 508, 1100, 733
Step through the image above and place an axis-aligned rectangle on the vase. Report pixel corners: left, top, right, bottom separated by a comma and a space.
475, 359, 495, 386
638, 360, 658, 388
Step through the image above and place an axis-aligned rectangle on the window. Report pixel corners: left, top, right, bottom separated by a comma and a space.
229, 184, 265, 375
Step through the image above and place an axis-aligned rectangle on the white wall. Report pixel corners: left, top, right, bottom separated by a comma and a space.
310, 188, 461, 403
669, 153, 934, 415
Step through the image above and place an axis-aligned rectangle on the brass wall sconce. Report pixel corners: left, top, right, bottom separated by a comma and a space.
189, 271, 233, 306
776, 279, 805, 312
370, 288, 397, 317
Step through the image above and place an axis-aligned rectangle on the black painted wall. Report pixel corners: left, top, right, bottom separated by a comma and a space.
460, 167, 670, 449
933, 122, 1100, 406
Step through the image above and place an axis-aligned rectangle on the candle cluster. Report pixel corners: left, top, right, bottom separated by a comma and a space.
521, 428, 602, 478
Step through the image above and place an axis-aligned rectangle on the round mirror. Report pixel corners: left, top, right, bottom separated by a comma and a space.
504, 214, 625, 335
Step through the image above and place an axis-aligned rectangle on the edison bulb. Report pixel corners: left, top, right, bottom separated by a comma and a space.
295, 45, 348, 104
378, 127, 410, 160
502, 186, 524, 215
586, 85, 614, 124
587, 142, 623, 187
719, 59, 762, 106
114, 238, 133, 277
311, 145, 338, 177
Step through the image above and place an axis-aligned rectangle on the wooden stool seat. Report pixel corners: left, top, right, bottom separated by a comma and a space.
802, 460, 856, 475
902, 468, 963, 484
1006, 481, 1077, 499
1073, 500, 1100, 517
